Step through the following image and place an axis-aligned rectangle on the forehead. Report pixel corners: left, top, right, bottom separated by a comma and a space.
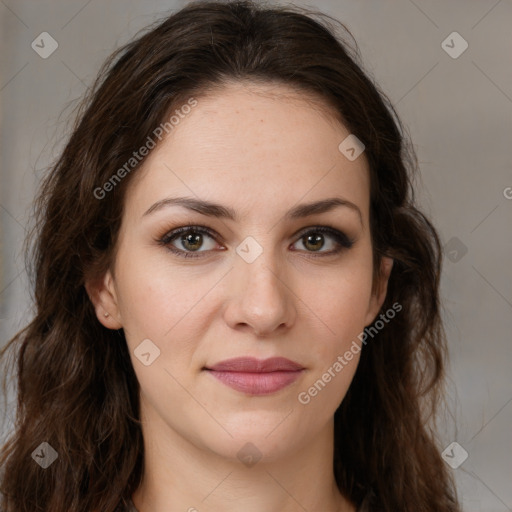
124, 81, 370, 224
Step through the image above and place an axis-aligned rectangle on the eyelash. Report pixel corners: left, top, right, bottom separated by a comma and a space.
157, 224, 355, 259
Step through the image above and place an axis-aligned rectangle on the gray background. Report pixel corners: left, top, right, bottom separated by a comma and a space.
1, 0, 511, 510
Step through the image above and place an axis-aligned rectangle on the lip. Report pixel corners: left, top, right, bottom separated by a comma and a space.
204, 357, 305, 395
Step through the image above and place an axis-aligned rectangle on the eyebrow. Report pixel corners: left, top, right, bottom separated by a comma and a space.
143, 196, 363, 225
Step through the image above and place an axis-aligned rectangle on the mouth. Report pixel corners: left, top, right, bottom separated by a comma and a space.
203, 357, 305, 395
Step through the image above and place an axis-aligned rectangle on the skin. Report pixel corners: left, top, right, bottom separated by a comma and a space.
87, 81, 393, 512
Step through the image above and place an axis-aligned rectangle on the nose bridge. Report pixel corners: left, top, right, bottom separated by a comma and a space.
226, 233, 295, 335
238, 238, 286, 304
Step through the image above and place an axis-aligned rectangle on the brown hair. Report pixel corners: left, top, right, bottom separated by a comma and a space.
1, 1, 460, 511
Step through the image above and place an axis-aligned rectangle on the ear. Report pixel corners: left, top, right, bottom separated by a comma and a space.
364, 256, 394, 326
85, 269, 123, 329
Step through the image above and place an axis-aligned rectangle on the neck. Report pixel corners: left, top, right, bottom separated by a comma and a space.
131, 403, 355, 512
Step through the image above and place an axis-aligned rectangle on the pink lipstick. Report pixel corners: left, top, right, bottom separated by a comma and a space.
204, 357, 304, 395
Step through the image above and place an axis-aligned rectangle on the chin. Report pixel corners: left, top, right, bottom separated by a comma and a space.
193, 413, 307, 464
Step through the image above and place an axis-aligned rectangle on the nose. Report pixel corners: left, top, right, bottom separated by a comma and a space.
223, 248, 296, 337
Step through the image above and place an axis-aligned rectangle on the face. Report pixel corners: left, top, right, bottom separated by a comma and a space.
88, 81, 392, 463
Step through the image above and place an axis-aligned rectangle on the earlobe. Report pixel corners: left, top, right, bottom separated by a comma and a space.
364, 256, 394, 326
84, 270, 123, 329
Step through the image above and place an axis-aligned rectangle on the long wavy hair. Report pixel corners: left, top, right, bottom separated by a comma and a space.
0, 1, 460, 511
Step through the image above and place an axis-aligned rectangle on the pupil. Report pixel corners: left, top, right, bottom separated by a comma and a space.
305, 233, 323, 251
183, 233, 202, 251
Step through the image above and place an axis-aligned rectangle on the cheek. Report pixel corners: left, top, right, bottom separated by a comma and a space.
113, 246, 223, 369
114, 243, 198, 329
302, 256, 374, 349
296, 269, 372, 412
301, 289, 367, 387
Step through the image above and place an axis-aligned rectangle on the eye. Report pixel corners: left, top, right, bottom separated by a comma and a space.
158, 226, 221, 259
290, 226, 354, 256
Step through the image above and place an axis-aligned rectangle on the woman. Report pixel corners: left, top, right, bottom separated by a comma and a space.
0, 1, 461, 511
